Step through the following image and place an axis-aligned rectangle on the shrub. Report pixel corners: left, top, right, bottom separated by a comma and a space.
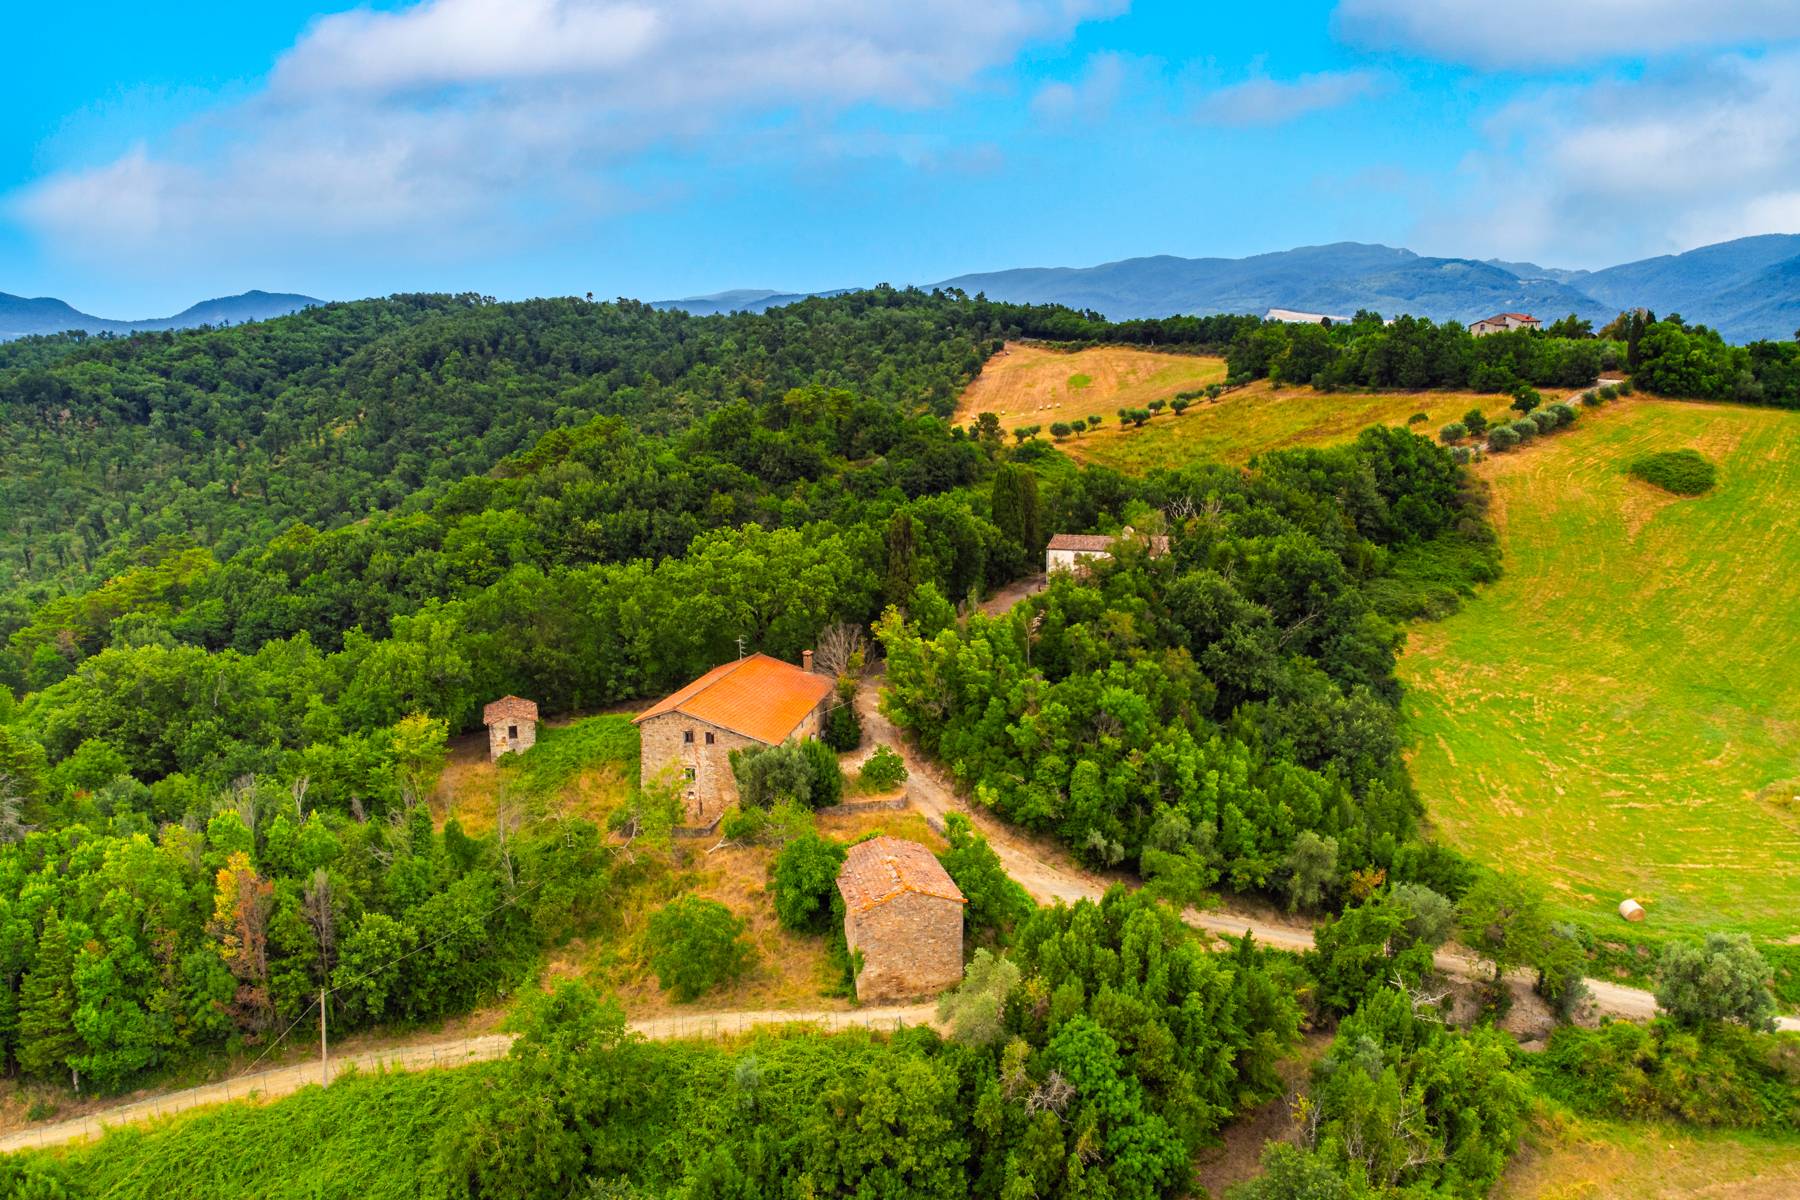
646, 896, 752, 1000
771, 832, 847, 933
823, 701, 862, 752
720, 799, 814, 846
1449, 445, 1473, 465
1528, 408, 1557, 431
1486, 426, 1520, 452
1511, 384, 1543, 414
1147, 399, 1167, 413
937, 813, 1033, 942
1407, 411, 1429, 425
1282, 830, 1338, 913
1582, 388, 1605, 406
1656, 932, 1777, 1030
1170, 397, 1191, 414
1205, 383, 1224, 399
1627, 449, 1717, 496
1617, 380, 1634, 395
1438, 421, 1468, 444
1507, 419, 1536, 442
1547, 402, 1577, 425
857, 745, 908, 792
1462, 407, 1489, 435
732, 738, 843, 809
800, 738, 842, 807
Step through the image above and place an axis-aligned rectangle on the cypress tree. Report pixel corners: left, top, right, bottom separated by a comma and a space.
17, 909, 83, 1087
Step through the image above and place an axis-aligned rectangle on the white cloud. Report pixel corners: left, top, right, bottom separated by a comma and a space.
13, 0, 1122, 266
1031, 53, 1128, 121
1193, 70, 1384, 127
1417, 50, 1800, 265
1334, 0, 1800, 70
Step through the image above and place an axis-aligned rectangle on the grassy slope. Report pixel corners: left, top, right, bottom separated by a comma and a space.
954, 343, 1227, 432
1402, 399, 1800, 935
1496, 1116, 1800, 1200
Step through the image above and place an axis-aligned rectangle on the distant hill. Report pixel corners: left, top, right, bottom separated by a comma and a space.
0, 289, 320, 340
661, 235, 1800, 342
651, 287, 852, 316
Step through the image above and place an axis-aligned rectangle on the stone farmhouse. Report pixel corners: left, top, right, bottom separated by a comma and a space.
1045, 527, 1170, 575
1469, 312, 1541, 336
482, 696, 538, 760
633, 652, 834, 828
836, 836, 966, 1001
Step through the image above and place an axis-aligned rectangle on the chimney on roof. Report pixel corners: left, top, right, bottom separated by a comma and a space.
802, 649, 815, 672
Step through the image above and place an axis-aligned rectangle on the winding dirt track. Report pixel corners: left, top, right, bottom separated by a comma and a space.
0, 1005, 939, 1154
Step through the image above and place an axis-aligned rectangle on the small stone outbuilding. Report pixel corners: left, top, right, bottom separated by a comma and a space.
836, 837, 966, 1002
633, 652, 834, 828
483, 696, 538, 760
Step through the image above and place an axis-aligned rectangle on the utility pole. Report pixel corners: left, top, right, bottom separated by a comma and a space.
319, 988, 329, 1087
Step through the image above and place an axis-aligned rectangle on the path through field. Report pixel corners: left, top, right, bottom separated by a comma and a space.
0, 1004, 939, 1154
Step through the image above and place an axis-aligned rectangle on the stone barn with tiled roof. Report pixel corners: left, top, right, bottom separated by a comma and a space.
482, 696, 539, 760
633, 652, 835, 828
836, 836, 966, 1001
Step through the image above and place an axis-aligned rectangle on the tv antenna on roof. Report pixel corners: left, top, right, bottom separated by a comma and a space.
736, 635, 747, 660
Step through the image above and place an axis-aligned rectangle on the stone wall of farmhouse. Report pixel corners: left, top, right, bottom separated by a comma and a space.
638, 700, 829, 826
844, 890, 964, 1002
488, 718, 537, 760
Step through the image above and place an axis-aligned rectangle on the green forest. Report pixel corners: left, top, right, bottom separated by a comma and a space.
0, 291, 1794, 1199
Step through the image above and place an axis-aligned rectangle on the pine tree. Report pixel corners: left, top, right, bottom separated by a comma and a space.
17, 910, 83, 1087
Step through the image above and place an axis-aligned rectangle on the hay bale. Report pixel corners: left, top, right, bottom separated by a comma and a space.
1618, 898, 1646, 922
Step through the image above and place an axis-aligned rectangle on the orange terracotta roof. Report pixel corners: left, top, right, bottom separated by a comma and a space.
1047, 532, 1170, 555
836, 837, 966, 913
483, 695, 538, 724
632, 653, 834, 745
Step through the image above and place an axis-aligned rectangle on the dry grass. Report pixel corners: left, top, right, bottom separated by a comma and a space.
1496, 1114, 1800, 1199
1401, 398, 1800, 935
1069, 380, 1533, 472
955, 342, 1226, 432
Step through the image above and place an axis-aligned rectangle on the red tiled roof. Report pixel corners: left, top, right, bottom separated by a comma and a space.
632, 653, 833, 746
836, 837, 966, 913
1475, 312, 1539, 325
482, 695, 538, 724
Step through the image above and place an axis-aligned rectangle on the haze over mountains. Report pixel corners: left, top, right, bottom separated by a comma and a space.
0, 289, 319, 340
657, 234, 1800, 343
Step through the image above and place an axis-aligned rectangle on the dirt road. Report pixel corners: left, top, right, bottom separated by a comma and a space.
859, 678, 1800, 1034
0, 1004, 938, 1155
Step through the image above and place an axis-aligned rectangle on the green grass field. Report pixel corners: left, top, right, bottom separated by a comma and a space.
1070, 380, 1522, 470
1401, 399, 1800, 936
1496, 1117, 1800, 1200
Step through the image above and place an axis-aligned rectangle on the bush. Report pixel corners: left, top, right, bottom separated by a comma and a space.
823, 701, 862, 752
857, 744, 908, 792
1462, 407, 1489, 435
1528, 408, 1557, 431
1507, 419, 1536, 443
1449, 445, 1473, 465
1547, 402, 1577, 425
1627, 449, 1717, 496
1533, 1019, 1798, 1129
732, 738, 843, 809
1486, 426, 1520, 452
1511, 384, 1543, 414
937, 813, 1033, 942
1147, 399, 1166, 413
1617, 380, 1634, 395
646, 896, 753, 1000
771, 832, 847, 933
1407, 411, 1429, 425
1656, 932, 1778, 1030
1170, 398, 1191, 415
1438, 421, 1468, 444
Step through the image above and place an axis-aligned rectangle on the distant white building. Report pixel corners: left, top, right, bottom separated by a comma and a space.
1469, 312, 1542, 336
1046, 527, 1170, 575
1265, 308, 1351, 325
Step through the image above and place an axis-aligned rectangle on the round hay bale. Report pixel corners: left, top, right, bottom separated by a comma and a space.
1618, 898, 1646, 922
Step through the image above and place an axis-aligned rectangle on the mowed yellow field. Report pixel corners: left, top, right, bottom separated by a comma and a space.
955, 343, 1227, 431
1071, 380, 1528, 470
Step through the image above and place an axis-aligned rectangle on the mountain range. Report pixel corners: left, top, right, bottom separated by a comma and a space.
655, 234, 1800, 343
0, 289, 320, 341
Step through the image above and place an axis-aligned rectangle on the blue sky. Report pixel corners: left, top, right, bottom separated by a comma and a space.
5, 0, 1798, 315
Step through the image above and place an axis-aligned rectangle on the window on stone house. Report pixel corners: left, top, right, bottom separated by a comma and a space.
705, 732, 715, 744
685, 767, 696, 780
508, 725, 518, 740
683, 730, 694, 744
